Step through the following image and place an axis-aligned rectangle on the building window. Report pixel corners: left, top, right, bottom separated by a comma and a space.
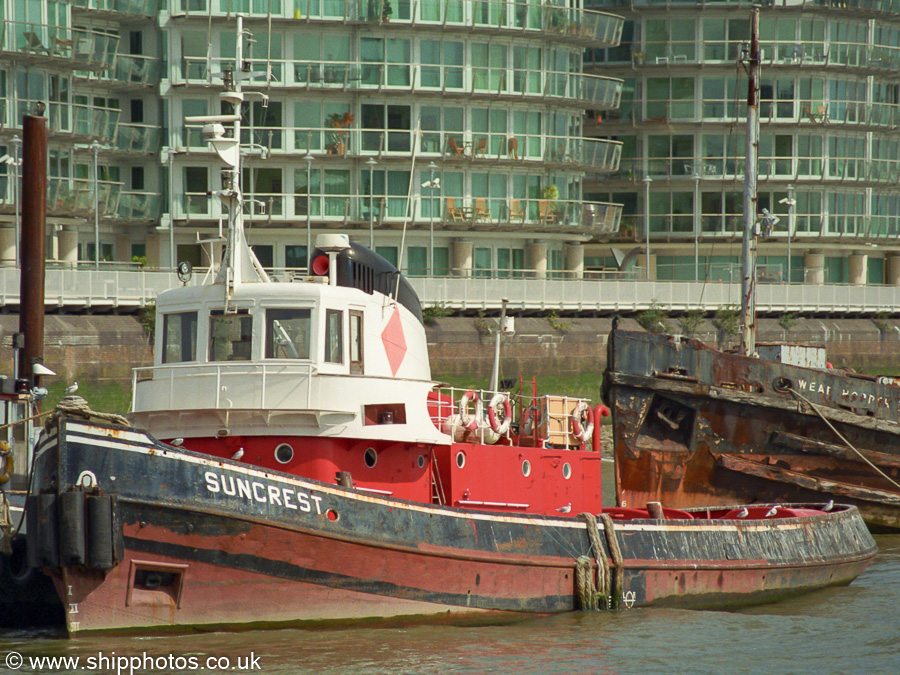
285, 245, 308, 270
184, 166, 208, 214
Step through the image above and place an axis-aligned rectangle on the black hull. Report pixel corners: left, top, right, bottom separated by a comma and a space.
604, 329, 900, 531
27, 417, 876, 635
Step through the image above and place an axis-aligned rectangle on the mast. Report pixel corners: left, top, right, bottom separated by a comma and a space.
183, 15, 269, 299
740, 9, 760, 357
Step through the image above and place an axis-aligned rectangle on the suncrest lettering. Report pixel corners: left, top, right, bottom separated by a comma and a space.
204, 471, 323, 514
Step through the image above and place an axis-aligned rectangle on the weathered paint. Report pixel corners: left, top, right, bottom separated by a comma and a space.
29, 417, 876, 635
604, 329, 900, 531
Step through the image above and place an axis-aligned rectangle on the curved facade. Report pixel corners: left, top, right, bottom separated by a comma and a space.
164, 1, 624, 279
585, 0, 900, 286
0, 0, 163, 265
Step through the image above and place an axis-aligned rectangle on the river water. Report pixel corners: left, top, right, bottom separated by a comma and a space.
1, 533, 897, 675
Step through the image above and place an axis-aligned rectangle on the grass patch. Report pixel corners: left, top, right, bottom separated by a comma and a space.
432, 372, 604, 405
42, 379, 132, 417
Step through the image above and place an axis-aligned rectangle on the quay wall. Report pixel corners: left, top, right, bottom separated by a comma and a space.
2, 316, 900, 386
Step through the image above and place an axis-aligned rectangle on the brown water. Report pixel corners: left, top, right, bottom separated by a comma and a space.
2, 535, 898, 675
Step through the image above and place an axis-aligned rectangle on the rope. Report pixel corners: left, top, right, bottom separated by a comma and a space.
0, 491, 11, 556
787, 386, 900, 492
577, 512, 612, 611
599, 512, 624, 610
45, 396, 130, 431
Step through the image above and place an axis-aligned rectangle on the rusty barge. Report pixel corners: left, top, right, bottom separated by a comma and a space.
603, 329, 900, 532
602, 11, 900, 533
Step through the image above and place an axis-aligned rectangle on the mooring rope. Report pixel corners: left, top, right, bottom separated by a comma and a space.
577, 512, 619, 611
599, 512, 624, 609
45, 396, 130, 430
787, 386, 900, 492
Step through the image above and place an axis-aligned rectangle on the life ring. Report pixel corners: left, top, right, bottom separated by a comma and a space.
458, 391, 482, 431
571, 401, 594, 443
0, 441, 12, 485
487, 394, 512, 435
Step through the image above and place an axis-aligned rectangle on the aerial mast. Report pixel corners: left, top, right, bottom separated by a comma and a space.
740, 9, 760, 357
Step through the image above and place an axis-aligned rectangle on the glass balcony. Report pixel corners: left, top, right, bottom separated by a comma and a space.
114, 123, 161, 154
0, 21, 118, 71
169, 1, 622, 48
72, 0, 161, 14
48, 178, 122, 217
117, 191, 162, 221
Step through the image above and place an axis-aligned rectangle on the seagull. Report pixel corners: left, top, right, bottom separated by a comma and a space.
64, 381, 78, 395
735, 507, 749, 518
765, 506, 779, 518
31, 386, 48, 401
231, 448, 244, 460
556, 503, 572, 514
170, 438, 184, 447
822, 499, 834, 512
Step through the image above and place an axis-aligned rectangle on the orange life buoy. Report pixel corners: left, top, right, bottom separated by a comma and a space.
487, 394, 512, 435
458, 390, 482, 431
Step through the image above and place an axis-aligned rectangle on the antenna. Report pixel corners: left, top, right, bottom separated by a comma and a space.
183, 16, 270, 295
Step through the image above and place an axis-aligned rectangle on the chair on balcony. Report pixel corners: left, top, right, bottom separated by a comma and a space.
473, 138, 487, 158
474, 198, 490, 222
508, 199, 524, 223
446, 197, 464, 222
539, 200, 558, 226
507, 136, 519, 160
22, 31, 49, 55
448, 137, 466, 157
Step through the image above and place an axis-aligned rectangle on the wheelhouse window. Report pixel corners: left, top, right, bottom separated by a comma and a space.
265, 309, 311, 359
324, 309, 343, 364
162, 311, 198, 364
209, 310, 252, 361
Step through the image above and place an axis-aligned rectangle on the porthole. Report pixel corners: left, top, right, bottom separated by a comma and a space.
274, 443, 294, 464
417, 455, 426, 468
562, 462, 572, 480
456, 451, 466, 469
326, 509, 340, 522
522, 460, 531, 477
364, 447, 378, 468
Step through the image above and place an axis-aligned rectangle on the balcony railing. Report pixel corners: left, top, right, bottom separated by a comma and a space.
0, 20, 119, 71
114, 123, 161, 154
169, 1, 623, 49
177, 57, 623, 110
72, 0, 161, 15
177, 124, 621, 172
175, 189, 620, 235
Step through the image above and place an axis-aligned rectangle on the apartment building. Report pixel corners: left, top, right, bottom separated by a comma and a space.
0, 1, 625, 280
585, 0, 900, 286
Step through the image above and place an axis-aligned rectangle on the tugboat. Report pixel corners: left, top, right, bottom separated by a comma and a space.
25, 18, 875, 636
603, 10, 900, 532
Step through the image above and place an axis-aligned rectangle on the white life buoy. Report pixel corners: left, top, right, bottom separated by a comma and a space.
458, 390, 482, 431
487, 393, 512, 435
571, 401, 594, 443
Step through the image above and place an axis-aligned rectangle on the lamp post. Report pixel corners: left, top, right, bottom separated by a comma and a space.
426, 161, 438, 277
91, 140, 101, 269
693, 171, 701, 281
10, 135, 21, 268
782, 185, 796, 283
304, 152, 313, 270
643, 175, 652, 280
366, 157, 377, 249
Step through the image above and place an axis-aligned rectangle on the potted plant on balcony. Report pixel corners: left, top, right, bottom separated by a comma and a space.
326, 111, 354, 155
